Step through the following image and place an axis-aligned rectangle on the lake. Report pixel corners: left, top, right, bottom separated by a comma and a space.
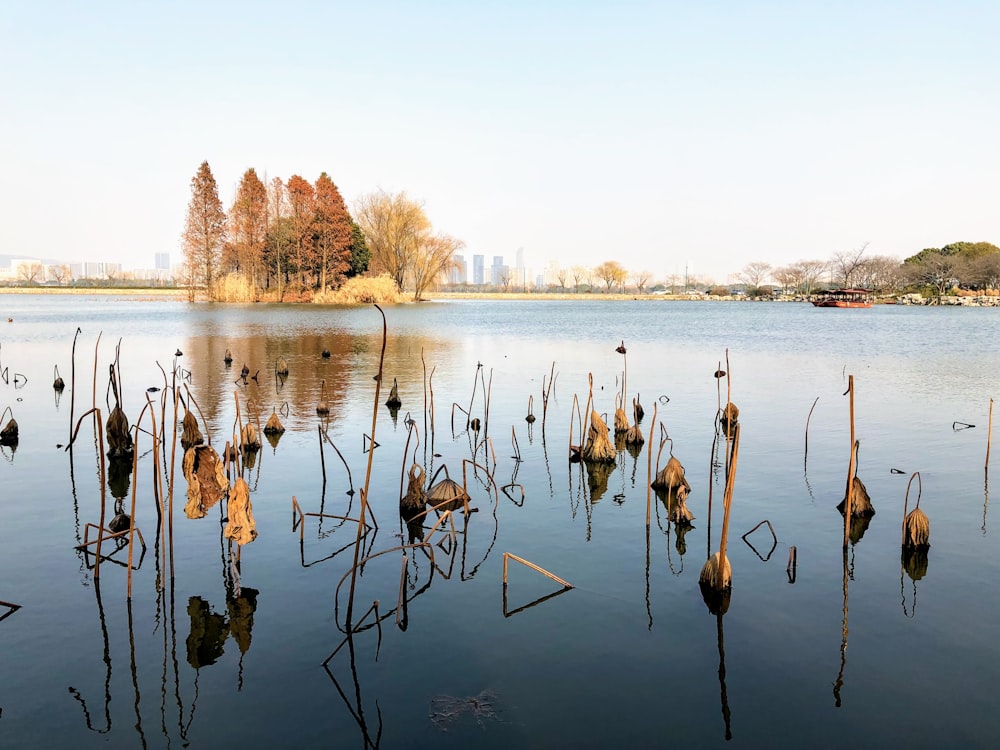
0, 294, 998, 748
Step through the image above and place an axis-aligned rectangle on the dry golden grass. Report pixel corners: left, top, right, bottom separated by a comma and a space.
312, 275, 402, 305
213, 273, 258, 303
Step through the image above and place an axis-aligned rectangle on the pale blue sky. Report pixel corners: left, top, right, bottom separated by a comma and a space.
2, 1, 997, 282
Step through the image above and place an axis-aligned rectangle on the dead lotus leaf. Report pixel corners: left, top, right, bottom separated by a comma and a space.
240, 423, 260, 451
181, 409, 204, 451
427, 474, 470, 512
106, 406, 133, 458
401, 463, 427, 515
0, 417, 18, 444
183, 445, 229, 519
652, 456, 690, 497
263, 410, 285, 435
583, 410, 616, 463
224, 477, 257, 546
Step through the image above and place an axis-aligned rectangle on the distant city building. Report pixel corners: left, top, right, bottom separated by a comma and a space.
491, 256, 505, 286
472, 254, 485, 285
450, 254, 467, 285
155, 252, 170, 271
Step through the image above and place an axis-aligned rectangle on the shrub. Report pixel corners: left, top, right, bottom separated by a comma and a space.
313, 275, 402, 305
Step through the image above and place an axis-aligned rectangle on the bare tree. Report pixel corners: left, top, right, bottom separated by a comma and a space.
831, 242, 869, 287
17, 262, 44, 285
632, 270, 652, 294
571, 265, 587, 292
50, 264, 71, 286
411, 233, 464, 301
555, 268, 569, 291
905, 251, 966, 297
737, 262, 772, 295
354, 189, 431, 292
857, 255, 905, 294
968, 253, 1000, 292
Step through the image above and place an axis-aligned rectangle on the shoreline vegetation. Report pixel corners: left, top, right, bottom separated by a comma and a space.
5, 285, 1000, 305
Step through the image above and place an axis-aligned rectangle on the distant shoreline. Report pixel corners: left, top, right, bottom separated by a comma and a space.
0, 287, 723, 303
0, 286, 188, 300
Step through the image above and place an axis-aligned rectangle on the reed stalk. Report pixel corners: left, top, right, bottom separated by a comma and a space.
645, 404, 658, 527
346, 305, 388, 626
843, 375, 855, 549
987, 398, 994, 470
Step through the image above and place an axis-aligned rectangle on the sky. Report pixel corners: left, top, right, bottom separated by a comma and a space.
2, 1, 998, 283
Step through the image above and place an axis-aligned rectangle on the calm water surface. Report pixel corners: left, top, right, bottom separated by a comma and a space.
1, 294, 998, 748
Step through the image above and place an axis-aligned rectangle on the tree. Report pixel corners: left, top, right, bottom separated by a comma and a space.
831, 242, 869, 288
904, 250, 966, 297
354, 189, 431, 291
286, 175, 316, 287
263, 177, 290, 298
595, 261, 627, 292
411, 233, 464, 301
737, 261, 772, 295
772, 266, 799, 293
226, 168, 267, 291
967, 253, 1000, 291
51, 264, 71, 286
794, 260, 828, 293
347, 218, 371, 278
555, 268, 569, 291
571, 265, 587, 292
632, 270, 652, 294
496, 266, 512, 291
17, 262, 44, 285
181, 161, 227, 297
313, 172, 353, 293
857, 255, 905, 294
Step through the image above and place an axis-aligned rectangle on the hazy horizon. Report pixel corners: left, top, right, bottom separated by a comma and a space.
2, 2, 997, 282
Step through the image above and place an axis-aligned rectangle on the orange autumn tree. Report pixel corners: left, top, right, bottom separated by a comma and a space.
182, 161, 227, 300
313, 172, 353, 293
224, 168, 268, 291
286, 175, 316, 289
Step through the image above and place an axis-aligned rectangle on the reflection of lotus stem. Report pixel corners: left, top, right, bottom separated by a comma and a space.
127, 423, 140, 598
646, 404, 658, 527
168, 387, 179, 579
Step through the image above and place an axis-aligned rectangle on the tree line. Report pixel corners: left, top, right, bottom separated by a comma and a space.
181, 162, 463, 301
736, 241, 1000, 297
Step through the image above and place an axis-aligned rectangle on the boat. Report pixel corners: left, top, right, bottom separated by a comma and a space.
811, 289, 873, 308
